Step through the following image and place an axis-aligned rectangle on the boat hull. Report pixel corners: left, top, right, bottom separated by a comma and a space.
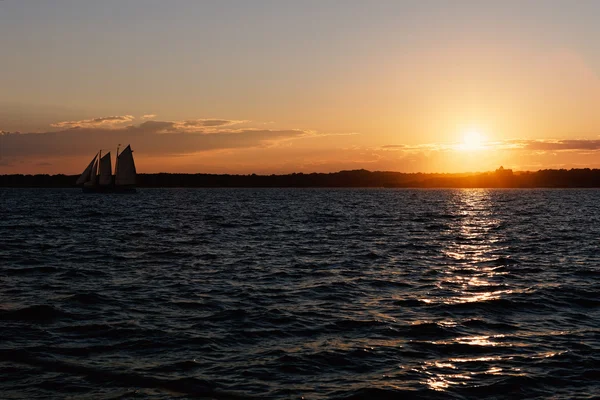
82, 185, 136, 193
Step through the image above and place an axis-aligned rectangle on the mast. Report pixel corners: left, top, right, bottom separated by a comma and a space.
115, 144, 120, 177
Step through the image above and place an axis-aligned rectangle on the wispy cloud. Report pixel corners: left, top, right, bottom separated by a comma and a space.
182, 119, 248, 127
116, 118, 252, 134
523, 139, 600, 151
381, 143, 454, 152
171, 119, 250, 132
141, 114, 156, 119
382, 138, 600, 153
51, 115, 135, 128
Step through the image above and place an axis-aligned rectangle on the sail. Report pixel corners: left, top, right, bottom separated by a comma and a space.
99, 152, 112, 185
76, 154, 97, 185
115, 145, 136, 186
89, 159, 98, 184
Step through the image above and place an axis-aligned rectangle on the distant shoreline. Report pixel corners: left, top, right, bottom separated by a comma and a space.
3, 168, 600, 188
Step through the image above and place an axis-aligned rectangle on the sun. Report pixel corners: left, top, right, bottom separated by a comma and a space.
461, 130, 485, 151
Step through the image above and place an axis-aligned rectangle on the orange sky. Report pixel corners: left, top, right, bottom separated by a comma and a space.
2, 1, 600, 174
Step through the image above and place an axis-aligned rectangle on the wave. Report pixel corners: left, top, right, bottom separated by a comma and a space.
3, 265, 60, 275
61, 292, 113, 305
0, 304, 71, 322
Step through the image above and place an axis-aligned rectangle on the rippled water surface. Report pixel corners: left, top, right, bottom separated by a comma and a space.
1, 188, 599, 399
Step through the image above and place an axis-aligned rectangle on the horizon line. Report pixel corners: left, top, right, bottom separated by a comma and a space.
2, 167, 600, 177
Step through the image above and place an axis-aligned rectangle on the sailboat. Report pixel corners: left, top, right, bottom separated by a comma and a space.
77, 145, 136, 193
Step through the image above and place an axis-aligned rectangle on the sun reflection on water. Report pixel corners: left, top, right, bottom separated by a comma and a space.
416, 189, 519, 392
429, 189, 512, 301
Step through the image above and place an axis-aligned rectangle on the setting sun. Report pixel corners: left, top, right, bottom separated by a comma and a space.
461, 130, 486, 151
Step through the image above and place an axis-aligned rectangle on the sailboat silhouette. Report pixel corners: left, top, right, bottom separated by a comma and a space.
77, 145, 136, 193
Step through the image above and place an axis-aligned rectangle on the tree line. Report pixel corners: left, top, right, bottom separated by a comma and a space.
3, 168, 600, 188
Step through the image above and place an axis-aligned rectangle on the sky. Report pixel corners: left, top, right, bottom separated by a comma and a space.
1, 0, 600, 174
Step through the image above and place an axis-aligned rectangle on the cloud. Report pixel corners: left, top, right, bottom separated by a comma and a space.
51, 115, 135, 128
141, 114, 156, 119
183, 119, 247, 127
117, 118, 250, 134
382, 139, 600, 153
0, 120, 313, 158
133, 120, 176, 133
172, 119, 250, 132
381, 143, 452, 152
523, 139, 600, 151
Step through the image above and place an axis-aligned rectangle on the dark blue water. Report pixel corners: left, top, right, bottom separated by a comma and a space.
1, 188, 599, 399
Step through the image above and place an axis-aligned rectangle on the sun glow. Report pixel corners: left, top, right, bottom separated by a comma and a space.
460, 130, 485, 151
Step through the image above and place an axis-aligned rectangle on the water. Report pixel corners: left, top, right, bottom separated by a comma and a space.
1, 188, 599, 399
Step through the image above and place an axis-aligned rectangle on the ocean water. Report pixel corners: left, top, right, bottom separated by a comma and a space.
1, 188, 599, 399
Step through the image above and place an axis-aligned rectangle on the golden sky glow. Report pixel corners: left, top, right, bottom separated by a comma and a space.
1, 1, 600, 174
